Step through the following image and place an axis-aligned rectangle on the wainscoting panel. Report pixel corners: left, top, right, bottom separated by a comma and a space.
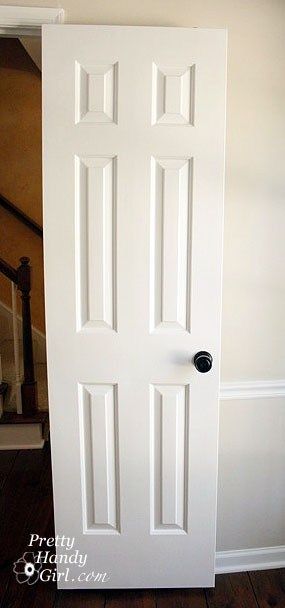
217, 389, 285, 557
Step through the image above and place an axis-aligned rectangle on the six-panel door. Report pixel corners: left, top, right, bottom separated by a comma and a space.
43, 25, 227, 589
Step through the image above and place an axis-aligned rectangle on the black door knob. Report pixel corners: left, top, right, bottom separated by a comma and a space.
194, 351, 213, 373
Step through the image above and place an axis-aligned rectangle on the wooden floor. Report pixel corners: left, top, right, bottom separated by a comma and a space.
0, 443, 285, 607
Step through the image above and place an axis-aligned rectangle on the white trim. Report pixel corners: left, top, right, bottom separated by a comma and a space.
0, 5, 64, 36
215, 545, 285, 573
220, 380, 285, 400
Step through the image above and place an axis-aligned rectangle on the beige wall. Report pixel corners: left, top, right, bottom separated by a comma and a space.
0, 38, 44, 331
0, 38, 42, 223
2, 1, 285, 552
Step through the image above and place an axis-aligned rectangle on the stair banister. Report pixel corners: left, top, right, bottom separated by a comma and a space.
0, 256, 38, 416
11, 281, 22, 413
17, 257, 38, 415
0, 257, 18, 283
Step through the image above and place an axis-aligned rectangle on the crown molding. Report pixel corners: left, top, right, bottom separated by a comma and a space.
0, 5, 64, 36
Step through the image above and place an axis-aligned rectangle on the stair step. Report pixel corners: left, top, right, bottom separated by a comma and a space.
0, 412, 49, 450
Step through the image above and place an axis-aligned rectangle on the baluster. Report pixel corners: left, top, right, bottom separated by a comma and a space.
0, 355, 3, 418
11, 281, 22, 414
17, 257, 38, 415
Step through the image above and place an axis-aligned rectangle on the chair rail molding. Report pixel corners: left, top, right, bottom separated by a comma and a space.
0, 5, 64, 36
220, 379, 285, 400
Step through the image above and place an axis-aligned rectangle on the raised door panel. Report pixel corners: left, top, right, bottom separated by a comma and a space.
75, 156, 117, 332
79, 383, 120, 534
75, 61, 118, 124
150, 384, 190, 534
152, 64, 195, 125
150, 157, 193, 333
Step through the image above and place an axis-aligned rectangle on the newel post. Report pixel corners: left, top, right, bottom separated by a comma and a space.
17, 257, 38, 415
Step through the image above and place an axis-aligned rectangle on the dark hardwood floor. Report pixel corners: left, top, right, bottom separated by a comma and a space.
0, 442, 284, 607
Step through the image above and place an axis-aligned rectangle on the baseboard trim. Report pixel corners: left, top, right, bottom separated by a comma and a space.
220, 380, 285, 400
215, 546, 285, 573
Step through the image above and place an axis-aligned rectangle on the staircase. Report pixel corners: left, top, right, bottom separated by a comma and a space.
0, 195, 48, 449
0, 304, 48, 412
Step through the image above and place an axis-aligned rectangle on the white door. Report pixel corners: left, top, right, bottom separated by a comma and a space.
43, 25, 227, 589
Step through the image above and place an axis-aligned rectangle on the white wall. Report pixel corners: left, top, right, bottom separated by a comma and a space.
7, 0, 285, 553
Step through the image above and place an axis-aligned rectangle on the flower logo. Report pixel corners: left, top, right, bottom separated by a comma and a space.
13, 552, 42, 585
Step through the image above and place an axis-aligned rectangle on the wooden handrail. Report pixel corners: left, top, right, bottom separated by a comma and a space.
0, 193, 43, 238
0, 257, 18, 283
0, 256, 38, 415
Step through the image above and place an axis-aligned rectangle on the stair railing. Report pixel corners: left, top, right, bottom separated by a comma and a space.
11, 281, 21, 413
0, 256, 38, 416
0, 193, 43, 238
